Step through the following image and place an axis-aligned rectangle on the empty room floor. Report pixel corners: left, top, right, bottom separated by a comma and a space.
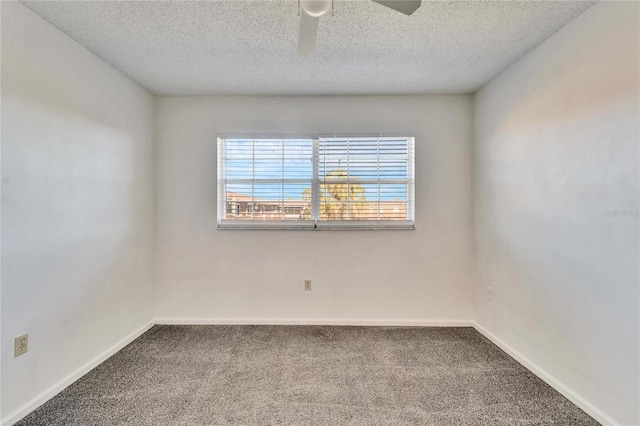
16, 326, 597, 425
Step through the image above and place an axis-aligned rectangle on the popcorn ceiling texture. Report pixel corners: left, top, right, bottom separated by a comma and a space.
16, 326, 598, 425
20, 1, 595, 96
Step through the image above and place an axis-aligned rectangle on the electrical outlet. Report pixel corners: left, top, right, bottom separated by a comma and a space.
304, 279, 312, 291
15, 333, 28, 357
487, 287, 494, 301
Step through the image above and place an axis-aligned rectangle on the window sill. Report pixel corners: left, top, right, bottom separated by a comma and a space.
217, 221, 415, 231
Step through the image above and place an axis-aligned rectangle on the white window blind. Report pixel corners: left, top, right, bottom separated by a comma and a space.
217, 136, 415, 230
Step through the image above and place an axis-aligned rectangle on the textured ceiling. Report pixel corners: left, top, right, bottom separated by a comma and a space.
20, 0, 595, 96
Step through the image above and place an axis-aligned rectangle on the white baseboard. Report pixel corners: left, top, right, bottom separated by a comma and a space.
154, 317, 475, 327
472, 323, 618, 426
1, 320, 155, 426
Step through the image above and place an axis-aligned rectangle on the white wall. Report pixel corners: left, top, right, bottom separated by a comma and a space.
473, 2, 639, 425
155, 96, 474, 323
1, 2, 156, 421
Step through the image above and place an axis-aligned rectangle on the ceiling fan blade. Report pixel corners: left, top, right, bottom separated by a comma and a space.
297, 11, 319, 56
371, 0, 421, 15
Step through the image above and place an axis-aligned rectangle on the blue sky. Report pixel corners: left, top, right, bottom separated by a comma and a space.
224, 139, 408, 201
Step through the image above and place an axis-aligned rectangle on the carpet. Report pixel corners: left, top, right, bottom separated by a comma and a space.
16, 325, 598, 425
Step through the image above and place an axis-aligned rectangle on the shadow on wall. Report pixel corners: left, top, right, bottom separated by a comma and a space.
491, 3, 639, 133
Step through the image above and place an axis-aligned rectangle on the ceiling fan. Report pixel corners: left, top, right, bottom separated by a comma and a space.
297, 0, 421, 55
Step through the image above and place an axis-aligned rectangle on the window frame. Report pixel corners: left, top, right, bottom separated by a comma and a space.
217, 134, 415, 230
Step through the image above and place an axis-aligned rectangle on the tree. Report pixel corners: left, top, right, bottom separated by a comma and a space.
301, 170, 367, 220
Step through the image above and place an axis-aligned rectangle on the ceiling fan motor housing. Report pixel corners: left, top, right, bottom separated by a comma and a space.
300, 0, 332, 17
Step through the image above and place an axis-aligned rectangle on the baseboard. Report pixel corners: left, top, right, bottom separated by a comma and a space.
154, 317, 475, 327
1, 320, 155, 426
472, 323, 618, 426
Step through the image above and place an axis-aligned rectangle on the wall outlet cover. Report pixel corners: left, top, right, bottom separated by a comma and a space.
15, 333, 29, 357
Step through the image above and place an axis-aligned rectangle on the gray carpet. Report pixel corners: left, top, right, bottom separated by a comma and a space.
17, 326, 598, 426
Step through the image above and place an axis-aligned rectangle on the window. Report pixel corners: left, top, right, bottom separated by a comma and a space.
217, 136, 415, 230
